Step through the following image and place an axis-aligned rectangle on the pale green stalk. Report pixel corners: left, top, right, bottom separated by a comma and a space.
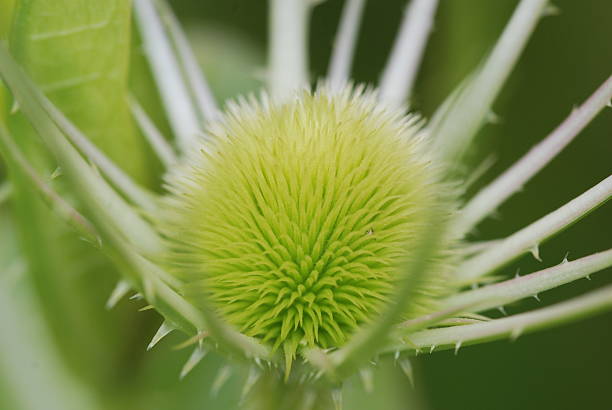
133, 0, 202, 152
268, 0, 312, 99
390, 283, 612, 354
0, 124, 100, 246
40, 99, 158, 212
129, 97, 178, 168
455, 175, 612, 283
156, 0, 220, 122
378, 0, 438, 107
327, 0, 366, 92
444, 248, 612, 313
430, 0, 548, 161
453, 75, 612, 237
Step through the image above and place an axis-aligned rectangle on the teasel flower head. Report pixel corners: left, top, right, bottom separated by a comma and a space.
0, 0, 611, 408
160, 86, 454, 374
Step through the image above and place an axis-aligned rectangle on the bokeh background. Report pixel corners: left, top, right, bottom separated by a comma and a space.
0, 0, 610, 409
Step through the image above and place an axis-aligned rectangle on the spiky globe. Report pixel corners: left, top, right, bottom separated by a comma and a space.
162, 87, 448, 370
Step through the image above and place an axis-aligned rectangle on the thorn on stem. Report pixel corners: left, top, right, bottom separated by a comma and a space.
147, 321, 175, 351
173, 331, 209, 350
180, 346, 207, 380
359, 368, 374, 393
510, 327, 523, 342
105, 280, 131, 310
490, 209, 502, 220
50, 167, 63, 180
542, 4, 561, 17
10, 100, 19, 114
486, 110, 501, 124
211, 365, 232, 397
399, 359, 415, 387
530, 245, 542, 262
240, 367, 261, 400
129, 293, 144, 301
454, 341, 462, 355
561, 252, 570, 264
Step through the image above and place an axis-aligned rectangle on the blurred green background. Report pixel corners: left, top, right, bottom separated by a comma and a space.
0, 0, 610, 409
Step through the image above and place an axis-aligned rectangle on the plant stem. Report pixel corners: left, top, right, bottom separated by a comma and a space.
454, 75, 612, 237
455, 175, 612, 283
244, 368, 337, 410
42, 97, 157, 213
379, 0, 438, 107
431, 0, 548, 161
389, 283, 612, 354
133, 0, 202, 152
444, 248, 612, 313
327, 0, 366, 92
0, 124, 100, 246
129, 97, 178, 168
156, 0, 220, 122
269, 0, 312, 100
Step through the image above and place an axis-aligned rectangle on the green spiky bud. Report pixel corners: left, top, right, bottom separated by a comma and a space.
162, 87, 449, 372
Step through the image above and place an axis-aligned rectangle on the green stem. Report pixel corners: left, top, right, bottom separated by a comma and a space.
244, 368, 338, 410
389, 283, 612, 354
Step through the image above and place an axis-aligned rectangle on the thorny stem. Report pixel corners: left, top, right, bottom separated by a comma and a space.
133, 0, 202, 152
327, 0, 366, 92
455, 175, 612, 284
121, 247, 274, 361
454, 75, 612, 237
0, 124, 100, 247
389, 283, 612, 354
444, 248, 612, 313
431, 0, 548, 161
0, 44, 164, 255
378, 0, 439, 108
269, 0, 312, 100
41, 97, 158, 213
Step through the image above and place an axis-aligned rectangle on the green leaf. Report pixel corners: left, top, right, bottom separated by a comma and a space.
9, 0, 156, 184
